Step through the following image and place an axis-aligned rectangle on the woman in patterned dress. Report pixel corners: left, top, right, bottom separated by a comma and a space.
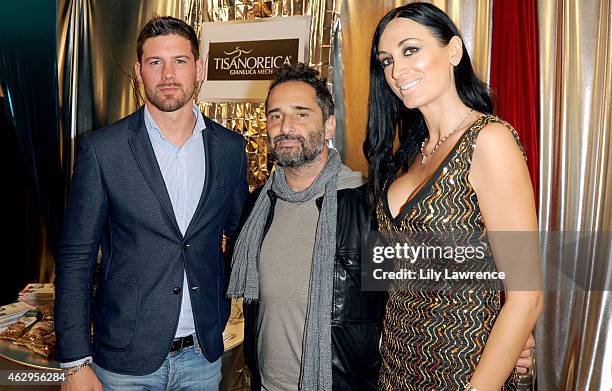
363, 3, 543, 390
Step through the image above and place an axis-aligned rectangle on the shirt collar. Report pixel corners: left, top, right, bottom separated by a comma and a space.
143, 103, 206, 142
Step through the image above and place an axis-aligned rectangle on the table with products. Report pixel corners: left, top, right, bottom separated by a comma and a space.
0, 287, 247, 391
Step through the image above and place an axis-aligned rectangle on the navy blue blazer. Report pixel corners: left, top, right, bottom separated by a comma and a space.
54, 108, 248, 375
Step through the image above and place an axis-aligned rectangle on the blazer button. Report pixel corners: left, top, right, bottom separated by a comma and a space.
183, 243, 190, 250
173, 287, 182, 294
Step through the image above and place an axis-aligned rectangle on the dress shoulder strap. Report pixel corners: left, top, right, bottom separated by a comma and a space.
464, 114, 527, 162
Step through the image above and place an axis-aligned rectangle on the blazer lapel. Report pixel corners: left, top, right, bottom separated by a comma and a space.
185, 117, 220, 238
127, 109, 182, 237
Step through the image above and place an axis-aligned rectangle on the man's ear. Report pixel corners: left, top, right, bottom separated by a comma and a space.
448, 36, 463, 66
134, 61, 143, 84
324, 115, 336, 140
196, 58, 204, 82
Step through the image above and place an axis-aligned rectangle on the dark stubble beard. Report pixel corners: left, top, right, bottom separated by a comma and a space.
144, 80, 196, 112
270, 127, 325, 168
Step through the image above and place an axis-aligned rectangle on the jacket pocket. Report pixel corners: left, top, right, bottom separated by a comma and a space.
93, 280, 140, 351
333, 251, 385, 323
333, 251, 360, 322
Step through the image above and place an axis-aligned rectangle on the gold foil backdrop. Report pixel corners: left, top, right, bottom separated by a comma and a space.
184, 0, 341, 189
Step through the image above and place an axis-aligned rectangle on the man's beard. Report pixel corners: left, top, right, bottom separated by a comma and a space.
144, 81, 195, 112
269, 128, 325, 167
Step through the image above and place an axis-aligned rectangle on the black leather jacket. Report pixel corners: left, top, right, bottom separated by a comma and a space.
242, 184, 386, 390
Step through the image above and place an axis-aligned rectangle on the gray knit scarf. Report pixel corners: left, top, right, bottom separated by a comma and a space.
227, 148, 341, 391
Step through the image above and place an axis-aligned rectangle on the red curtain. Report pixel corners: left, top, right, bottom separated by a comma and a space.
490, 0, 540, 203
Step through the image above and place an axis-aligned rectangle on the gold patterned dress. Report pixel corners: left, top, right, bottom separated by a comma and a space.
377, 115, 520, 390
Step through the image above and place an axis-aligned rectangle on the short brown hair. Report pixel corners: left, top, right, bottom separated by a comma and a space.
136, 16, 199, 62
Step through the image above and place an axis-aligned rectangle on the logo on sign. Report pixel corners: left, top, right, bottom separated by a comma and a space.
207, 39, 299, 81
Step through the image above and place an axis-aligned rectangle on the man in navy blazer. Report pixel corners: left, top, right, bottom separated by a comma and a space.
55, 16, 248, 391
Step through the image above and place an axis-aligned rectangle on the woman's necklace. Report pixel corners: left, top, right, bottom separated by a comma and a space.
420, 108, 474, 164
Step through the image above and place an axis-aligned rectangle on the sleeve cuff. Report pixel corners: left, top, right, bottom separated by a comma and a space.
59, 356, 93, 369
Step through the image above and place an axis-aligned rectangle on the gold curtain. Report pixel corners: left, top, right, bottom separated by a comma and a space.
57, 0, 185, 173
84, 1, 183, 127
536, 0, 612, 389
340, 0, 492, 173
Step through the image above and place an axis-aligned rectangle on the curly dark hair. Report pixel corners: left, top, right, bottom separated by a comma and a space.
266, 63, 334, 121
136, 16, 199, 62
364, 2, 493, 208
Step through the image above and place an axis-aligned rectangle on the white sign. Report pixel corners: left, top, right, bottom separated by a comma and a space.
198, 16, 311, 102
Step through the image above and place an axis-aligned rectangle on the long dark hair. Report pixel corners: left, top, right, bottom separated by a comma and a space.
363, 2, 493, 208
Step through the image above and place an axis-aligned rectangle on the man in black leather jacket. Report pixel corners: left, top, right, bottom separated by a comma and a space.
241, 178, 384, 391
241, 172, 384, 391
228, 64, 385, 390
